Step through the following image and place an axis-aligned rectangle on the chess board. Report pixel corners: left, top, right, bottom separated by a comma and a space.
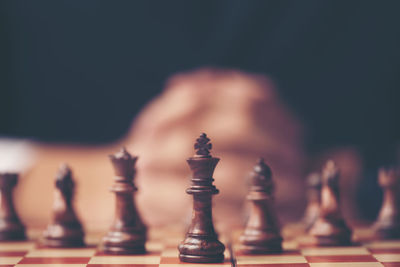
1, 225, 400, 267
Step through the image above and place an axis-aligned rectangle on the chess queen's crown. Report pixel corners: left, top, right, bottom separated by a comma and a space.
109, 147, 138, 179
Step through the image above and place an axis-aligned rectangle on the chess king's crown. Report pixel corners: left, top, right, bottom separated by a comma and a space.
186, 133, 219, 194
109, 147, 138, 178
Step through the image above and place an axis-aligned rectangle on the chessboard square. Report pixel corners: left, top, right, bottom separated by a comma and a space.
0, 242, 35, 251
159, 264, 230, 267
146, 241, 163, 252
309, 263, 384, 267
382, 263, 400, 267
15, 265, 87, 267
0, 257, 23, 264
161, 248, 179, 257
301, 247, 370, 256
368, 241, 400, 249
237, 255, 307, 264
237, 264, 309, 267
88, 265, 159, 267
0, 251, 27, 256
370, 248, 400, 254
374, 254, 400, 262
89, 255, 161, 264
26, 248, 96, 257
18, 257, 91, 264
305, 255, 377, 263
283, 240, 300, 250
160, 257, 230, 265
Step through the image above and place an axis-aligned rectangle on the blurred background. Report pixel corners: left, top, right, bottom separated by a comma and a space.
0, 1, 399, 231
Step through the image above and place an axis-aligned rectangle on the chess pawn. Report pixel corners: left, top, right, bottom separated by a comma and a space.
0, 173, 26, 241
42, 165, 85, 247
308, 160, 352, 246
239, 158, 282, 254
373, 167, 400, 239
100, 148, 147, 254
303, 172, 322, 230
178, 133, 225, 263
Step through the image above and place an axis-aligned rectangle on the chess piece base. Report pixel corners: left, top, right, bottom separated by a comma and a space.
179, 253, 224, 263
374, 225, 400, 239
309, 218, 352, 246
41, 238, 85, 248
240, 244, 282, 254
240, 230, 282, 254
100, 230, 146, 255
179, 235, 225, 263
0, 222, 26, 241
0, 230, 26, 241
42, 223, 85, 248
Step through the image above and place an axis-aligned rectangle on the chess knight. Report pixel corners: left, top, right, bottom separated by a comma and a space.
308, 160, 352, 246
42, 165, 85, 247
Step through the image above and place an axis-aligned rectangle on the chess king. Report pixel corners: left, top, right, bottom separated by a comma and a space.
100, 148, 147, 254
178, 133, 225, 263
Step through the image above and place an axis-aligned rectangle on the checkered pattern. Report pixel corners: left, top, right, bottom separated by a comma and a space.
1, 226, 400, 266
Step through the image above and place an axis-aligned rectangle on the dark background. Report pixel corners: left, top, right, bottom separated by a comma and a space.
1, 0, 399, 169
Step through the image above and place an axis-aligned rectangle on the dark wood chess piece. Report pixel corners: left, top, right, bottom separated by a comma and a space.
0, 173, 26, 241
42, 164, 85, 247
308, 160, 352, 246
178, 133, 225, 263
373, 167, 400, 239
100, 148, 147, 254
303, 172, 322, 230
239, 158, 282, 254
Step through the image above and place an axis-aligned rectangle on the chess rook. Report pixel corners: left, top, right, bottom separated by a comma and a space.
303, 172, 322, 230
239, 158, 282, 254
0, 173, 26, 241
374, 167, 400, 239
100, 148, 147, 254
178, 133, 225, 263
308, 160, 352, 246
42, 164, 85, 247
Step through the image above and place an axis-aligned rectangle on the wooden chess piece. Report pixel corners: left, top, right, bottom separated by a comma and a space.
0, 173, 26, 241
303, 172, 322, 230
308, 160, 352, 246
42, 164, 85, 247
373, 167, 400, 239
239, 158, 282, 254
100, 148, 147, 254
178, 133, 225, 263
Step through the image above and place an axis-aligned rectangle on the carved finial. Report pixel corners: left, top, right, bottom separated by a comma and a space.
55, 163, 74, 199
194, 133, 212, 157
378, 166, 400, 187
111, 147, 133, 161
254, 158, 272, 178
307, 172, 322, 188
249, 158, 273, 193
322, 160, 339, 189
